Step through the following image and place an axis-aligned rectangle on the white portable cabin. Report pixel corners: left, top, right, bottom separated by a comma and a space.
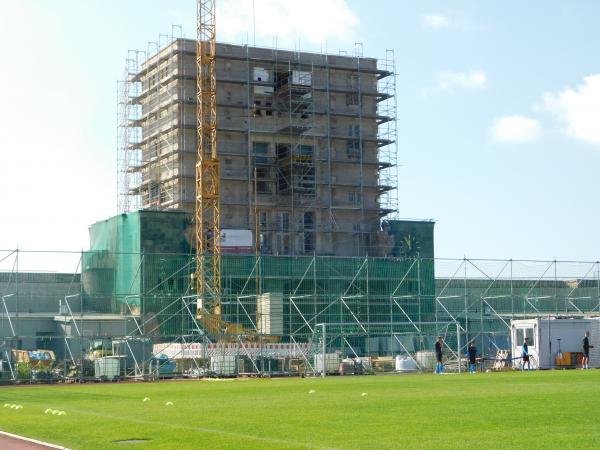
510, 317, 600, 369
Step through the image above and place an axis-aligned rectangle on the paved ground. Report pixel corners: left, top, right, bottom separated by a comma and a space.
0, 432, 66, 450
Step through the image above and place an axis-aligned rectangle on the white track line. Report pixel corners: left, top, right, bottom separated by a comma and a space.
0, 430, 70, 450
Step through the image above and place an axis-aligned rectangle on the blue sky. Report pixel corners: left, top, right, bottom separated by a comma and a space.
0, 0, 598, 262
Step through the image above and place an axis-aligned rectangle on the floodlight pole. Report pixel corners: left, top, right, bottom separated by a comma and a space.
317, 323, 326, 378
456, 321, 461, 374
0, 295, 17, 380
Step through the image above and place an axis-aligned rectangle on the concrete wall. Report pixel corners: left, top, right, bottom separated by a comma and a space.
0, 272, 81, 314
1, 315, 140, 361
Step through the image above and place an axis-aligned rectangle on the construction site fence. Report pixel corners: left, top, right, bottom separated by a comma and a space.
0, 325, 470, 383
2, 250, 600, 382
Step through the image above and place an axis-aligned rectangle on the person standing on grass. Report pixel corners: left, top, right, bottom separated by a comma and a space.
522, 337, 531, 370
582, 331, 593, 370
467, 340, 477, 373
435, 336, 444, 374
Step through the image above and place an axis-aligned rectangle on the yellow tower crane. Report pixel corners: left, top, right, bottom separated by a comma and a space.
194, 0, 272, 340
195, 0, 221, 328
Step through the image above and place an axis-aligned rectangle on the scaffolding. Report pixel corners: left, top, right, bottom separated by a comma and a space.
120, 27, 189, 213
118, 36, 398, 257
117, 50, 144, 213
2, 249, 600, 382
376, 49, 399, 218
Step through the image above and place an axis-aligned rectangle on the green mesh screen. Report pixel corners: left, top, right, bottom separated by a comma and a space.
76, 212, 600, 346
84, 212, 142, 312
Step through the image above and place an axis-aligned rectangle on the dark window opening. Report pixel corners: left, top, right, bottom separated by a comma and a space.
303, 232, 315, 254
346, 140, 360, 159
253, 142, 269, 154
303, 212, 315, 230
279, 212, 290, 231
259, 211, 268, 228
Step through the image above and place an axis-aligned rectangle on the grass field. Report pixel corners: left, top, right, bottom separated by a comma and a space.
1, 371, 600, 449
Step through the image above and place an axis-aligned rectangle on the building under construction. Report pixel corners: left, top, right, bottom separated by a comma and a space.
118, 38, 398, 257
8, 31, 597, 382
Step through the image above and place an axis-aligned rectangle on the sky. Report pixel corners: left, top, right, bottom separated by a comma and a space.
0, 0, 599, 265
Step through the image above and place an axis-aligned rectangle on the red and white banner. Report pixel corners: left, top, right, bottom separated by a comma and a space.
153, 342, 314, 359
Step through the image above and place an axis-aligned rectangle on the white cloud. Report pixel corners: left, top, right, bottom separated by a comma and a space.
422, 13, 471, 30
422, 14, 452, 30
491, 115, 542, 143
435, 69, 487, 91
540, 74, 600, 145
217, 0, 358, 46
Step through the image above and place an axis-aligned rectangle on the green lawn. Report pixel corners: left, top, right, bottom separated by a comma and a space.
1, 371, 600, 449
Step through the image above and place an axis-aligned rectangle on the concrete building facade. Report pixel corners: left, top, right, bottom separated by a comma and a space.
118, 40, 398, 257
0, 271, 136, 363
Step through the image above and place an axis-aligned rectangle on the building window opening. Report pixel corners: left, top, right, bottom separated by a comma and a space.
303, 212, 315, 230
303, 232, 315, 254
279, 212, 290, 232
346, 140, 360, 159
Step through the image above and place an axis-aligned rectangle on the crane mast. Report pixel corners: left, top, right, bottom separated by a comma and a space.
195, 0, 221, 319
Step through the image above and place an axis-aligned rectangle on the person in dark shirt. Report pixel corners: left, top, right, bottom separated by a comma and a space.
582, 331, 593, 370
522, 337, 531, 370
435, 336, 444, 374
467, 340, 477, 373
